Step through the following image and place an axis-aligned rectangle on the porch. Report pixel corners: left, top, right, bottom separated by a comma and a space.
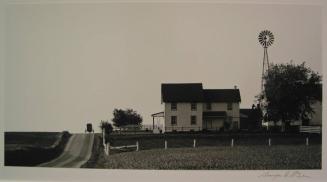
202, 111, 227, 131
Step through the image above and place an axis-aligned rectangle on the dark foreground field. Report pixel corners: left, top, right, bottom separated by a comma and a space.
5, 132, 71, 166
96, 145, 321, 170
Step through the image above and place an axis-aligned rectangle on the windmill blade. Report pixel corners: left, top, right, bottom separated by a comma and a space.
258, 30, 275, 48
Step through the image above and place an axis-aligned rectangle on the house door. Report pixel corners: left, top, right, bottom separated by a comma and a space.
205, 120, 212, 129
233, 121, 238, 129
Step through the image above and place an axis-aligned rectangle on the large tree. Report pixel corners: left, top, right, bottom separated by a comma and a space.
259, 62, 321, 129
111, 108, 143, 128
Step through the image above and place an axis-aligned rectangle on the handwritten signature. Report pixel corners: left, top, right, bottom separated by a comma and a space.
258, 171, 310, 180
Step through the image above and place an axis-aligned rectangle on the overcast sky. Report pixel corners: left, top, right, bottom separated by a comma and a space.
5, 3, 321, 132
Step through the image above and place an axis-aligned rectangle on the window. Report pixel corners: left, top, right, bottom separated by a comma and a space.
206, 103, 212, 110
191, 103, 197, 111
227, 102, 233, 110
171, 116, 177, 125
171, 103, 177, 110
191, 116, 197, 125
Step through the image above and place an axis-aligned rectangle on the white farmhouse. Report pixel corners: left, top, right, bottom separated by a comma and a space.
161, 83, 241, 132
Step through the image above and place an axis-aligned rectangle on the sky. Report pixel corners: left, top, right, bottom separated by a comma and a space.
4, 3, 322, 133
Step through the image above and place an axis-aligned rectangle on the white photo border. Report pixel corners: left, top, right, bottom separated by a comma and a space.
0, 0, 326, 181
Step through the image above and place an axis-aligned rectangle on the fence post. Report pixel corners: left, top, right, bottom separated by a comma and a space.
104, 143, 107, 155
104, 142, 109, 156
136, 141, 139, 151
102, 130, 106, 147
231, 138, 234, 147
268, 138, 271, 147
193, 139, 196, 148
165, 140, 167, 149
108, 142, 110, 155
306, 137, 309, 146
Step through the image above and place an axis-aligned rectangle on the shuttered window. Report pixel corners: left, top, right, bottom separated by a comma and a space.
191, 116, 197, 125
171, 103, 177, 110
191, 103, 197, 111
171, 116, 177, 125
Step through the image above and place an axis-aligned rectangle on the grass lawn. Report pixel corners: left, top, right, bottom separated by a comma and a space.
95, 145, 321, 170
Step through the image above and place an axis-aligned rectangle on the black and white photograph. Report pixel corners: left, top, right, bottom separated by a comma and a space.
0, 0, 326, 181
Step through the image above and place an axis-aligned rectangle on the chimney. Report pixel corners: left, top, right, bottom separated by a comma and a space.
234, 85, 237, 89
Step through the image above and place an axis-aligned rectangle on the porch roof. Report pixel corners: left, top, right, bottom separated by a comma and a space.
203, 111, 227, 118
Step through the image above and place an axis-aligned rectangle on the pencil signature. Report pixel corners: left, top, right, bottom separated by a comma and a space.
258, 171, 310, 180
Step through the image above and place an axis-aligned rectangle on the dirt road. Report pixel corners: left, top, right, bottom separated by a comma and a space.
39, 133, 94, 168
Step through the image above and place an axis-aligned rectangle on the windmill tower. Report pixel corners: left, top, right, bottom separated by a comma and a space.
258, 30, 274, 98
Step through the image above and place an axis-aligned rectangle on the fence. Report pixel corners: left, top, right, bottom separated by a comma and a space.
299, 126, 321, 134
164, 126, 240, 132
102, 136, 315, 156
102, 129, 321, 156
104, 141, 139, 156
111, 126, 162, 135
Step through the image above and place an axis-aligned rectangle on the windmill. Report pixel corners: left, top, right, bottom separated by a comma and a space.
258, 30, 274, 95
258, 30, 274, 127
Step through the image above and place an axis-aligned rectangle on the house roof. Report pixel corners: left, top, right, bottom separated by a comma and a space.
151, 111, 164, 117
161, 83, 203, 102
203, 89, 241, 102
161, 83, 241, 103
240, 109, 252, 118
203, 111, 227, 118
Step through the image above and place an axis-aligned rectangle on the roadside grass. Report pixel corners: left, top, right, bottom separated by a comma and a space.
82, 134, 102, 168
98, 145, 321, 170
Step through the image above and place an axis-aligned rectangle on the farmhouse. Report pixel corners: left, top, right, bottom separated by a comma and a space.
161, 83, 241, 132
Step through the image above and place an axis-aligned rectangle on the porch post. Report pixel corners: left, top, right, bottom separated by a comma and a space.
152, 116, 155, 130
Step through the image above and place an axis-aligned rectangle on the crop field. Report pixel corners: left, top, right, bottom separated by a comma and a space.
5, 132, 63, 150
5, 132, 71, 166
98, 145, 321, 169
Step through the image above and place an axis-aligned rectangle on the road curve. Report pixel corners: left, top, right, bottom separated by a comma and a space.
38, 133, 94, 168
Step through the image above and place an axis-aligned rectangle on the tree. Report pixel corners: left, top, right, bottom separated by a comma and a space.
99, 120, 113, 135
111, 108, 143, 128
259, 62, 321, 130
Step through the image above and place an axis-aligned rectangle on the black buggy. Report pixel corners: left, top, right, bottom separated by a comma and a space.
85, 123, 94, 133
